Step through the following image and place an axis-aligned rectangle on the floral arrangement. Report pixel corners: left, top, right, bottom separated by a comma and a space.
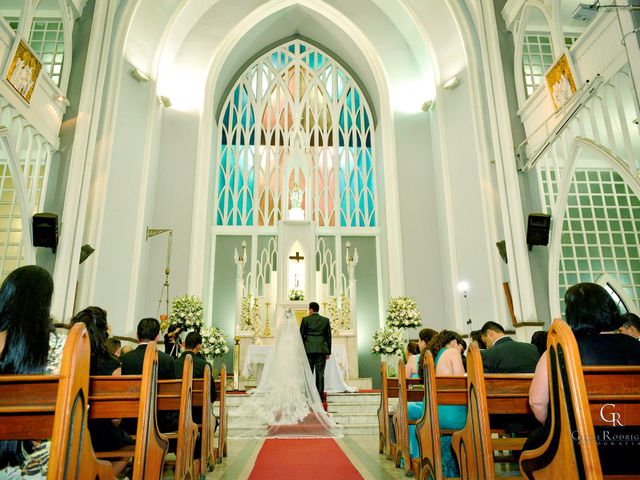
169, 294, 204, 331
386, 296, 422, 329
288, 289, 304, 301
371, 326, 404, 356
327, 294, 352, 334
199, 326, 229, 360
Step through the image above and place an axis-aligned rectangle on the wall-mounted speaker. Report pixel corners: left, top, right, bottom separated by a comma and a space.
32, 213, 58, 252
527, 213, 551, 249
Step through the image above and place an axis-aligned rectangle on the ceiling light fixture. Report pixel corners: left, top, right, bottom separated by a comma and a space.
443, 76, 461, 90
421, 100, 435, 112
158, 96, 172, 108
52, 94, 70, 106
130, 68, 150, 83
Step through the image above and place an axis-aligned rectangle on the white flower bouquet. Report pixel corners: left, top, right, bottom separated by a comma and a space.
386, 296, 422, 329
288, 289, 304, 301
200, 326, 229, 360
169, 294, 204, 331
371, 326, 404, 356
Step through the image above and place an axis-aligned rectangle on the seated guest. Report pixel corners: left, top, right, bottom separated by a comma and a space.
526, 283, 640, 475
618, 312, 640, 340
106, 337, 122, 358
480, 321, 540, 373
71, 307, 132, 475
175, 332, 217, 423
411, 330, 466, 477
0, 265, 66, 478
404, 340, 421, 378
470, 329, 487, 349
416, 328, 437, 379
121, 317, 178, 432
530, 330, 548, 356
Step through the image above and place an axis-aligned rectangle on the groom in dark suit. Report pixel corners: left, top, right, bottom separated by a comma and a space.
300, 302, 332, 398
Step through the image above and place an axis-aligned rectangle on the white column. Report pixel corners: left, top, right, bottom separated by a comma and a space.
51, 1, 117, 321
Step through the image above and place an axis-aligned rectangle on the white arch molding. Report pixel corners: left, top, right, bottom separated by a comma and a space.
547, 136, 640, 319
185, 0, 406, 324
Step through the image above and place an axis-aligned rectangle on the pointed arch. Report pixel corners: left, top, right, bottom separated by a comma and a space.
214, 37, 377, 229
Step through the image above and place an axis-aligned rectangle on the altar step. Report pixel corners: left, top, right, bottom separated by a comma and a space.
225, 391, 381, 436
238, 377, 373, 391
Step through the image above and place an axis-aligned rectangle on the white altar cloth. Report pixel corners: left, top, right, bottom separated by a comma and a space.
242, 344, 356, 393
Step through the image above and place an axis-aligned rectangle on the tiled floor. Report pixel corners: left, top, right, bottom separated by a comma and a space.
199, 435, 408, 479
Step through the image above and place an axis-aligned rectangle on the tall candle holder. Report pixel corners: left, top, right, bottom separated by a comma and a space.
263, 301, 272, 336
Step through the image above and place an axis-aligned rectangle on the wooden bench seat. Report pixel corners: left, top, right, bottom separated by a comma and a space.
0, 323, 114, 479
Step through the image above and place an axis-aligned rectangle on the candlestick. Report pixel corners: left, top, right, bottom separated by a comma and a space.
264, 301, 272, 336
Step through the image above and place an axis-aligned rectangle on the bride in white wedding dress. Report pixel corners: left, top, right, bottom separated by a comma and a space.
229, 309, 343, 438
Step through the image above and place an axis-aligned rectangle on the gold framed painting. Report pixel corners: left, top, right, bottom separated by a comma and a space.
545, 51, 578, 110
4, 37, 42, 104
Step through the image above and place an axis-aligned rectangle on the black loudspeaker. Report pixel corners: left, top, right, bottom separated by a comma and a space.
496, 240, 508, 263
32, 213, 58, 252
527, 213, 551, 249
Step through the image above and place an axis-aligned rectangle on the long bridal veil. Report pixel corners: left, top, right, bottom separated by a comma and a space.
229, 309, 343, 438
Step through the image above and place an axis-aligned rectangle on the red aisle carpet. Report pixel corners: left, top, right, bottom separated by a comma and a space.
248, 438, 363, 479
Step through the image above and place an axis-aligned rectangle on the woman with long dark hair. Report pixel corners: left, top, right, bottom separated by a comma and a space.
71, 306, 133, 475
0, 265, 65, 477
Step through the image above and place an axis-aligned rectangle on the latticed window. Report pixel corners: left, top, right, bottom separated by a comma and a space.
215, 39, 376, 228
29, 18, 65, 86
522, 33, 554, 97
541, 169, 640, 313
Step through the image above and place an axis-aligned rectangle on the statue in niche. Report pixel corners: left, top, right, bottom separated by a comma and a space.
290, 183, 303, 208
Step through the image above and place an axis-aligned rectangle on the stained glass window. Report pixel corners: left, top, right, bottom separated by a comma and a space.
215, 39, 376, 228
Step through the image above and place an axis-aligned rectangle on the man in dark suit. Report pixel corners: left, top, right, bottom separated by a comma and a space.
175, 332, 217, 419
480, 321, 540, 373
300, 302, 332, 398
480, 321, 541, 438
121, 317, 178, 432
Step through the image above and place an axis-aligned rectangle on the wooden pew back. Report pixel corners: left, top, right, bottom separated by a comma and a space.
392, 358, 414, 475
89, 344, 169, 479
451, 345, 496, 479
519, 320, 640, 479
378, 361, 422, 459
158, 354, 199, 480
192, 364, 215, 476
414, 350, 444, 480
0, 323, 113, 479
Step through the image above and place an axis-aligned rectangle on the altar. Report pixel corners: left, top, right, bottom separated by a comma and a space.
230, 145, 361, 388
242, 344, 356, 393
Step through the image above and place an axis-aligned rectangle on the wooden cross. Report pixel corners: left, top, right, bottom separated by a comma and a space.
289, 251, 304, 262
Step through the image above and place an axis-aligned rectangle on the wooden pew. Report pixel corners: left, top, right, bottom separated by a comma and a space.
378, 361, 422, 460
0, 323, 113, 479
448, 345, 539, 479
158, 354, 199, 479
193, 362, 227, 478
519, 320, 640, 479
89, 343, 169, 479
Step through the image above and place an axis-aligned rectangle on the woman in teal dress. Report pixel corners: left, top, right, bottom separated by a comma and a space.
408, 330, 467, 477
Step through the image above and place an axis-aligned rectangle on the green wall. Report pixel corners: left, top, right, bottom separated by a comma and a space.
343, 236, 381, 389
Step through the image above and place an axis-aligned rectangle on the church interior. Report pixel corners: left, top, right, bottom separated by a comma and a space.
1, 0, 639, 478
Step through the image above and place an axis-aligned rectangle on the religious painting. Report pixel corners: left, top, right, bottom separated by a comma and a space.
545, 51, 578, 111
4, 37, 42, 104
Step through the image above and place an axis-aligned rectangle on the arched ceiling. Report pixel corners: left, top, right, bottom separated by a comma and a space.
122, 0, 471, 113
